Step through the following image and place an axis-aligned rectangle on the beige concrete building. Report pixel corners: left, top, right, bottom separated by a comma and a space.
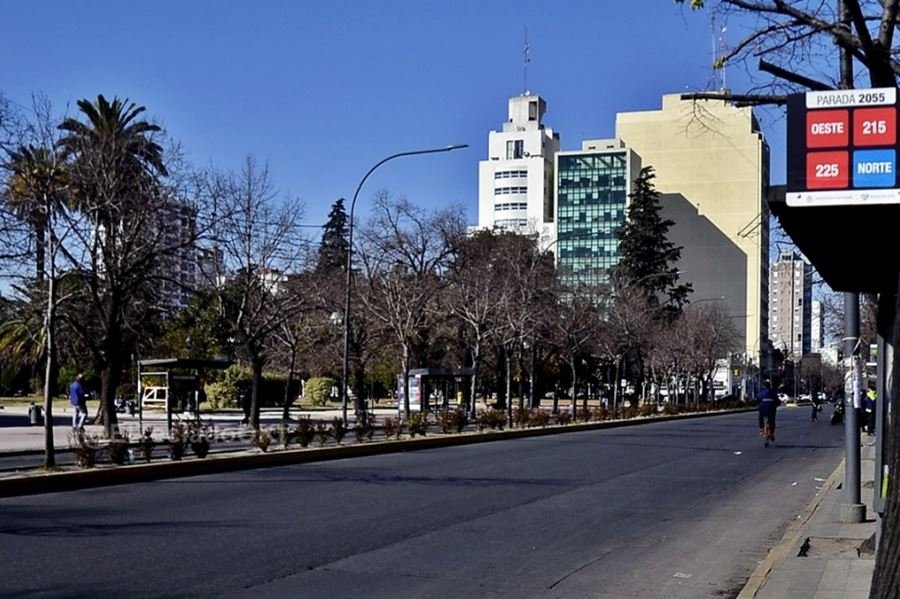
616, 94, 770, 364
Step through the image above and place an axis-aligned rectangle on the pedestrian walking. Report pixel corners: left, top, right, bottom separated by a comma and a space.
70, 373, 88, 430
810, 394, 820, 422
864, 384, 876, 435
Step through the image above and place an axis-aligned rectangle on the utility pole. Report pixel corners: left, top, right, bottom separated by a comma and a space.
838, 0, 865, 524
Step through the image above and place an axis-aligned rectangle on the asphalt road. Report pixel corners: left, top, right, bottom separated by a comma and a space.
0, 406, 844, 598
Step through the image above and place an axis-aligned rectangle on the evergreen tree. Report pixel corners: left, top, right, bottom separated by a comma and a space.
615, 166, 691, 315
316, 198, 349, 273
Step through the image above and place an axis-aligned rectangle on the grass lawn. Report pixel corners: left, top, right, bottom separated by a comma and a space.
0, 395, 71, 409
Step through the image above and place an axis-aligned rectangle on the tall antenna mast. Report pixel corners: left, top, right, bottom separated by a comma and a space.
710, 13, 718, 90
719, 23, 728, 90
523, 25, 531, 95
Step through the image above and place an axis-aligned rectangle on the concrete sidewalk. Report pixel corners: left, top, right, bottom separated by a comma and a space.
740, 439, 878, 599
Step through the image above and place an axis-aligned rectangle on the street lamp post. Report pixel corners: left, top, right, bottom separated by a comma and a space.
340, 144, 468, 424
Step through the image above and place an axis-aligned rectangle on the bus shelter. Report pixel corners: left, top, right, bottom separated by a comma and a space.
137, 358, 231, 433
396, 367, 474, 414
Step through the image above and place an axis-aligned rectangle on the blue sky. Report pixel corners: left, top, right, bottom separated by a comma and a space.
1, 0, 785, 233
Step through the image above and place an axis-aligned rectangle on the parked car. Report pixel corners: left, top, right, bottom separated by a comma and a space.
778, 392, 795, 404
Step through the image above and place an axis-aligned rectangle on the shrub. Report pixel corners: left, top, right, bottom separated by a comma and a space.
315, 421, 330, 446
355, 412, 375, 443
528, 410, 550, 427
305, 377, 335, 407
576, 407, 592, 422
168, 422, 188, 460
295, 417, 315, 447
252, 429, 272, 452
437, 409, 467, 434
187, 420, 213, 458
475, 408, 506, 431
330, 417, 347, 445
139, 427, 155, 462
513, 407, 531, 428
69, 430, 99, 468
382, 416, 401, 440
662, 402, 679, 415
107, 432, 131, 465
556, 411, 573, 426
205, 381, 236, 410
407, 412, 429, 437
592, 406, 609, 421
451, 408, 468, 433
639, 403, 655, 417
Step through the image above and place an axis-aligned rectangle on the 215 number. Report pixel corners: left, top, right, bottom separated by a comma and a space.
862, 120, 888, 135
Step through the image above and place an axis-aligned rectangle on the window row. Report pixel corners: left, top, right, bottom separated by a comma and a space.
495, 170, 527, 179
494, 202, 528, 212
494, 218, 528, 229
494, 186, 528, 195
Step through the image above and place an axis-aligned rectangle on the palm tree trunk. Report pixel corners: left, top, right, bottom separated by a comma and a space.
570, 357, 578, 417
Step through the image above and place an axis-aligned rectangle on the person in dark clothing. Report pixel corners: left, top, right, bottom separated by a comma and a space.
810, 393, 820, 422
757, 380, 781, 440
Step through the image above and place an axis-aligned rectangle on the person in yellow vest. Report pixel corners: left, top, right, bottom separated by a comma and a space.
864, 384, 876, 436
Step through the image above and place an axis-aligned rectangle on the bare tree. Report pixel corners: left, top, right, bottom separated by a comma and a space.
205, 156, 308, 430
445, 229, 515, 417
554, 283, 601, 416
357, 192, 464, 417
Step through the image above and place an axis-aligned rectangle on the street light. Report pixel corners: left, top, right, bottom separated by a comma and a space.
340, 144, 468, 423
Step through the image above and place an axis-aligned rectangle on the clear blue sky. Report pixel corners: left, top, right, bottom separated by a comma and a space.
1, 0, 785, 232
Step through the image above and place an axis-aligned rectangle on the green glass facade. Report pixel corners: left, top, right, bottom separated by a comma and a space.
556, 152, 629, 287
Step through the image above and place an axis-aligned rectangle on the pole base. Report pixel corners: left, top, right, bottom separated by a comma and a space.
840, 503, 866, 523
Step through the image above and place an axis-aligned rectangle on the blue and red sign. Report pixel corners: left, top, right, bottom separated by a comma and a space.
787, 88, 900, 206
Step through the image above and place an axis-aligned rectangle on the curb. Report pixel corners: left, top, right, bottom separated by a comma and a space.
736, 457, 846, 599
0, 408, 755, 498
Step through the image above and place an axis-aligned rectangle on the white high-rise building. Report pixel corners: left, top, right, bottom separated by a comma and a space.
811, 299, 824, 353
477, 94, 560, 247
769, 251, 813, 359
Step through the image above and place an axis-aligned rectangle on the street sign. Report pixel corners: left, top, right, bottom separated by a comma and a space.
787, 87, 900, 207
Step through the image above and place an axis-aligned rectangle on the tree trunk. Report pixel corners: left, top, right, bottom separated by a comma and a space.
250, 356, 264, 430
505, 347, 512, 427
402, 344, 411, 418
613, 356, 621, 416
469, 338, 481, 420
281, 349, 296, 422
42, 251, 56, 468
100, 360, 121, 439
517, 351, 525, 412
570, 357, 578, 417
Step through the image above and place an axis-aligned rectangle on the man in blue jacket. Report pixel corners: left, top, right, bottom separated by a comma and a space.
70, 373, 87, 430
758, 379, 781, 440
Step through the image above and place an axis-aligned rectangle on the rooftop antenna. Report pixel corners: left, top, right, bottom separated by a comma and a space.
709, 13, 719, 90
523, 25, 531, 96
719, 23, 728, 90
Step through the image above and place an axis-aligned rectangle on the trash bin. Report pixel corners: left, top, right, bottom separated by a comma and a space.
28, 403, 44, 426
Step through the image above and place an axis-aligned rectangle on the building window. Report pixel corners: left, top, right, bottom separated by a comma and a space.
494, 170, 527, 179
506, 140, 524, 159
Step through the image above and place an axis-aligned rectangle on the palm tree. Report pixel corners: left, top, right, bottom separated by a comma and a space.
57, 95, 169, 438
58, 95, 166, 221
3, 145, 68, 282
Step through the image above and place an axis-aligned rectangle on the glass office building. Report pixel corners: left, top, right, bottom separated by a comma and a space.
555, 140, 639, 288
